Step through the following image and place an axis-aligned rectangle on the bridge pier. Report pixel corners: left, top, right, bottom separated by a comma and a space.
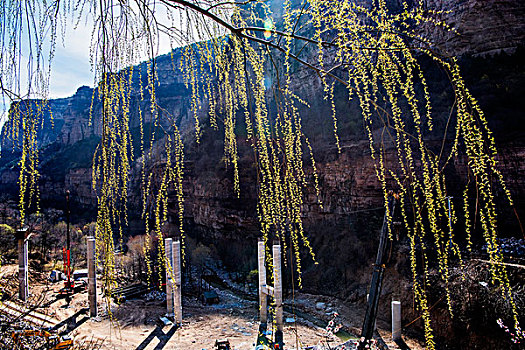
87, 236, 97, 318
17, 228, 29, 302
165, 238, 182, 324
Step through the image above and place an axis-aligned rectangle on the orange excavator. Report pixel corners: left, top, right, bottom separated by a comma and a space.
11, 329, 73, 349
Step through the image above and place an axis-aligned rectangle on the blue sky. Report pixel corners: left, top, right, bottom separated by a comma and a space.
48, 23, 95, 99
0, 23, 94, 131
0, 16, 175, 131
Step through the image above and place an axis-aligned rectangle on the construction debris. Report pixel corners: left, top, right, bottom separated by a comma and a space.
159, 316, 173, 326
202, 290, 220, 305
145, 290, 166, 302
112, 283, 151, 302
0, 300, 59, 329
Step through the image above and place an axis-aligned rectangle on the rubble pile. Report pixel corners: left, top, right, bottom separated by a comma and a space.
497, 238, 525, 258
0, 314, 44, 349
0, 273, 18, 299
145, 290, 166, 302
481, 237, 525, 259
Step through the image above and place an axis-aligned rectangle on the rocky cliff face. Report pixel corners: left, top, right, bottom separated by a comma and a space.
2, 0, 523, 152
0, 0, 523, 258
423, 0, 525, 56
0, 49, 199, 207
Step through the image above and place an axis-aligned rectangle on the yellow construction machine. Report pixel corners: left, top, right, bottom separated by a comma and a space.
11, 329, 73, 349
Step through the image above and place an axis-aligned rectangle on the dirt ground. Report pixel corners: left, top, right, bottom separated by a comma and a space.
65, 288, 336, 350
1, 264, 425, 350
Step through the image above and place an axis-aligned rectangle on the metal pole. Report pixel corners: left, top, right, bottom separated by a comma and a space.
447, 196, 453, 248
359, 195, 396, 349
87, 236, 97, 318
366, 294, 377, 330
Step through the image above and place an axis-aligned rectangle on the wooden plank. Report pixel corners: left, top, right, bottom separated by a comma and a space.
0, 301, 58, 328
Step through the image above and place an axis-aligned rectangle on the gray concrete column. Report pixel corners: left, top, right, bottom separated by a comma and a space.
272, 242, 283, 333
392, 300, 402, 341
87, 236, 97, 318
17, 228, 28, 302
165, 238, 174, 318
173, 240, 182, 324
258, 240, 267, 324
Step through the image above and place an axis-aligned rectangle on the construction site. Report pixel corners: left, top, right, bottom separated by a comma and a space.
0, 223, 430, 350
0, 221, 428, 350
2, 194, 523, 350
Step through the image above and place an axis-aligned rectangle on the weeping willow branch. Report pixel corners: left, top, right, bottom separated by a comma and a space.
1, 1, 522, 346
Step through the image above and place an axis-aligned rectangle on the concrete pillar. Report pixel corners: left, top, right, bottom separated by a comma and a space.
17, 228, 28, 302
392, 300, 402, 342
87, 236, 97, 318
272, 242, 283, 333
165, 238, 174, 318
173, 240, 182, 324
258, 240, 267, 323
